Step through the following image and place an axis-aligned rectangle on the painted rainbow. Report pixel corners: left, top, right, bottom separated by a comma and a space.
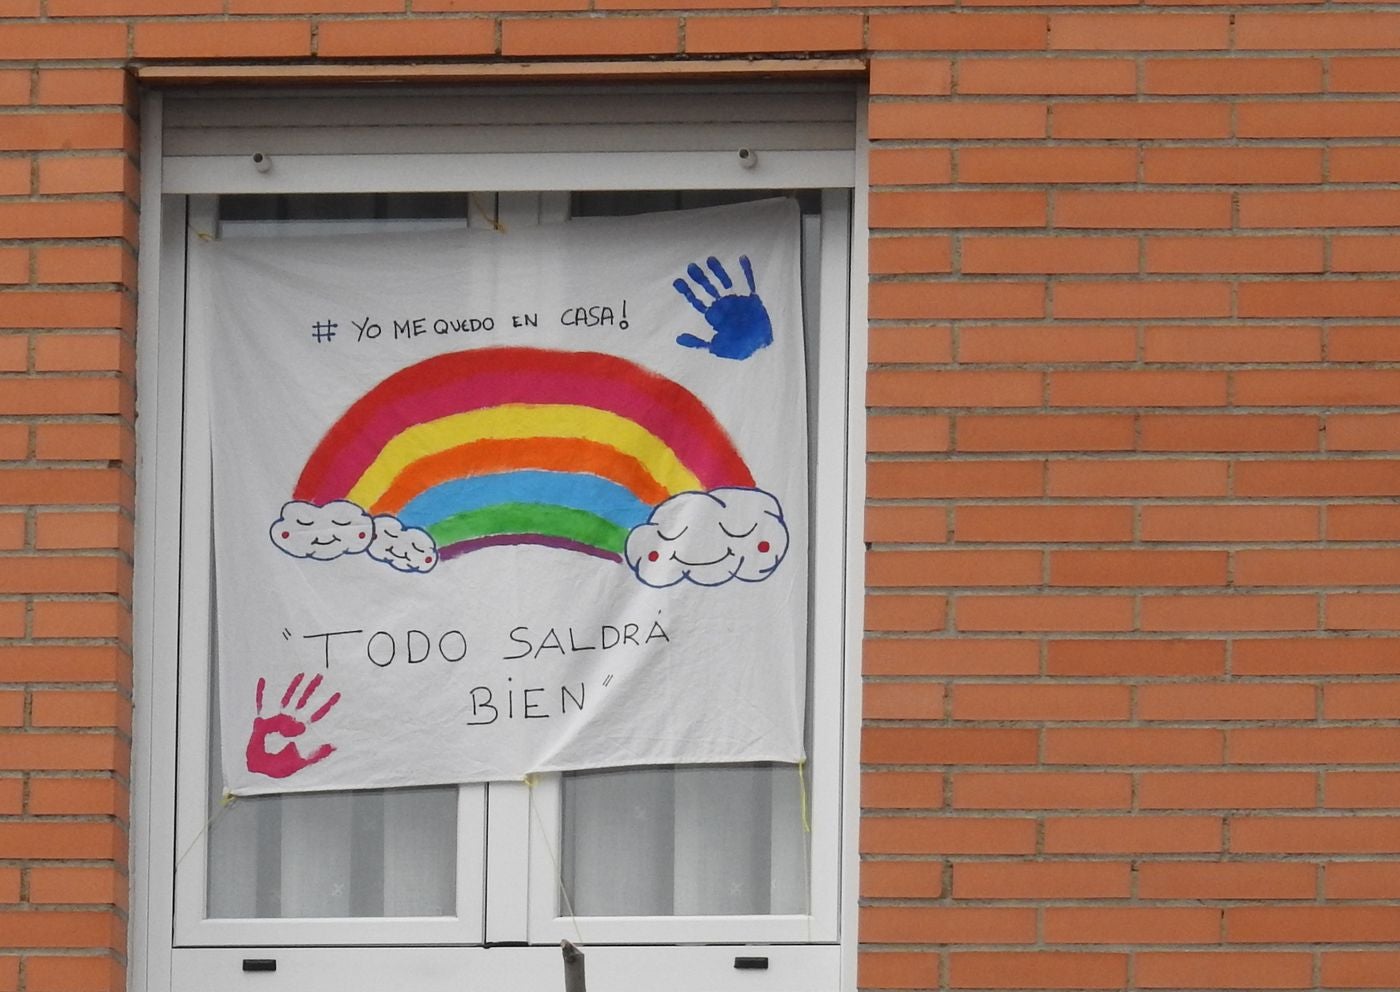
293, 347, 755, 563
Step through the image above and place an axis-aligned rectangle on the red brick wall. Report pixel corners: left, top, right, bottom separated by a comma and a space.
1, 4, 1398, 990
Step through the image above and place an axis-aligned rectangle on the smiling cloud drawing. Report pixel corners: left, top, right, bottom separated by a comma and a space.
366, 514, 439, 574
624, 487, 788, 588
270, 500, 374, 561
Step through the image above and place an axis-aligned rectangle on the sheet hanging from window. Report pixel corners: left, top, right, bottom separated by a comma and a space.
198, 200, 809, 795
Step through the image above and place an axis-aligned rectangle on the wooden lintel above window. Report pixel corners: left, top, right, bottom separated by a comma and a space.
135, 58, 868, 87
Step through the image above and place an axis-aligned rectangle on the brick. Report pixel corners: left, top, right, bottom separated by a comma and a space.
1141, 415, 1319, 453
0, 733, 122, 771
28, 866, 125, 906
0, 71, 26, 105
1241, 101, 1400, 139
1233, 816, 1400, 855
868, 13, 1049, 51
1323, 952, 1400, 989
1148, 236, 1322, 274
1144, 57, 1323, 94
1050, 371, 1227, 407
1144, 325, 1323, 363
858, 952, 938, 991
869, 369, 1041, 407
1052, 545, 1226, 584
1052, 103, 1230, 139
50, 0, 219, 11
1047, 639, 1225, 676
1138, 861, 1316, 900
873, 282, 1046, 320
869, 412, 951, 452
135, 20, 312, 58
864, 638, 1040, 677
956, 415, 1134, 452
1044, 728, 1224, 765
1236, 13, 1400, 51
686, 14, 860, 52
1332, 147, 1400, 183
0, 559, 126, 595
236, 0, 404, 9
0, 23, 127, 60
0, 159, 29, 196
861, 817, 1036, 855
0, 422, 26, 458
37, 69, 131, 106
1139, 771, 1318, 810
35, 511, 130, 551
35, 423, 132, 462
863, 680, 945, 718
869, 148, 952, 185
27, 776, 126, 816
860, 906, 1036, 944
961, 235, 1136, 273
860, 861, 942, 899
952, 772, 1131, 811
1327, 594, 1400, 632
1324, 681, 1400, 717
869, 325, 952, 364
317, 19, 495, 56
870, 102, 1046, 139
1048, 460, 1228, 497
947, 952, 1128, 989
870, 191, 1047, 229
956, 595, 1134, 632
1242, 191, 1400, 229
0, 911, 122, 950
0, 690, 21, 725
1134, 952, 1312, 990
1143, 146, 1323, 184
32, 600, 128, 641
37, 156, 133, 199
24, 956, 125, 992
1331, 57, 1400, 93
954, 504, 1134, 543
1327, 863, 1400, 899
34, 334, 128, 373
1050, 14, 1229, 50
1234, 549, 1400, 587
958, 325, 1136, 364
868, 461, 1043, 499
869, 236, 952, 275
958, 57, 1135, 94
1235, 461, 1400, 497
870, 59, 953, 95
0, 822, 124, 860
0, 779, 19, 814
1233, 638, 1400, 676
0, 513, 24, 550
30, 690, 128, 730
952, 862, 1131, 898
861, 727, 1038, 765
1056, 192, 1231, 229
1139, 683, 1316, 720
0, 468, 125, 503
1329, 505, 1400, 540
1231, 727, 1400, 763
1053, 281, 1232, 319
1229, 907, 1400, 943
868, 548, 1042, 586
865, 505, 948, 544
865, 594, 947, 632
37, 246, 133, 286
1334, 236, 1400, 273
1045, 907, 1221, 944
1044, 816, 1223, 854
862, 771, 944, 809
0, 202, 128, 240
1142, 594, 1319, 632
502, 16, 674, 56
1163, 509, 1310, 552
952, 683, 1130, 721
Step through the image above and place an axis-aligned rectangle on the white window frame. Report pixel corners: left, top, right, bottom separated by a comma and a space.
130, 85, 869, 992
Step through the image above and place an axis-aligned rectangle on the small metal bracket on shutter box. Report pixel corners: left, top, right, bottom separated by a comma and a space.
734, 956, 769, 970
241, 959, 277, 972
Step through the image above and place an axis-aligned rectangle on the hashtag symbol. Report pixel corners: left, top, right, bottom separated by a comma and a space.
312, 319, 338, 344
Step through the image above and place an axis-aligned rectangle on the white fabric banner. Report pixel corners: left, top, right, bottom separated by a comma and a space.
197, 200, 809, 795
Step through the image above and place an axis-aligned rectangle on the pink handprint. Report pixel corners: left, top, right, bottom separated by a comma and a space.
246, 673, 340, 779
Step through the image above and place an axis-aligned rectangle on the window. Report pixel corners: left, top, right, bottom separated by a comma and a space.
131, 86, 865, 992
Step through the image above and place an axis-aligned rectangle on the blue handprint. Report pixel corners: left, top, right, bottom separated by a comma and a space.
673, 255, 773, 361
